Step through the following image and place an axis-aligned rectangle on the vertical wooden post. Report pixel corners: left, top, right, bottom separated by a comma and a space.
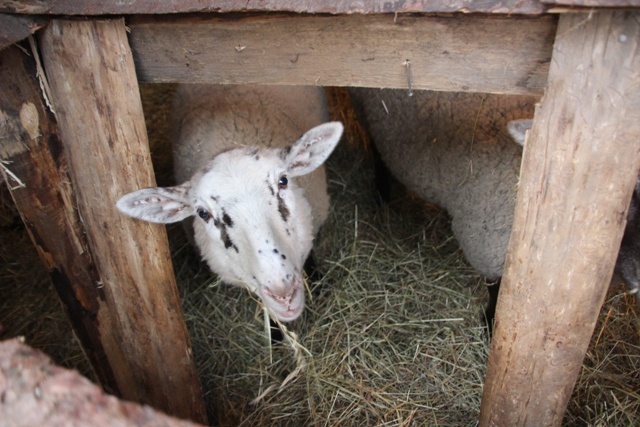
37, 20, 207, 423
0, 43, 121, 395
480, 11, 640, 427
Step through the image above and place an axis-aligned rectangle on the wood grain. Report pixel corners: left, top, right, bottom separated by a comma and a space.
39, 19, 207, 423
0, 0, 549, 15
128, 13, 556, 96
480, 10, 640, 427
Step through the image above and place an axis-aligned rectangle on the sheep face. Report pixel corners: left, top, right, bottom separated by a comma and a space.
117, 122, 343, 322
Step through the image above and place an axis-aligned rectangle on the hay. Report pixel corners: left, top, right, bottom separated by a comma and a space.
1, 84, 638, 426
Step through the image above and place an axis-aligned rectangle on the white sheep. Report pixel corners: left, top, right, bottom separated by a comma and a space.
350, 88, 640, 314
117, 85, 343, 322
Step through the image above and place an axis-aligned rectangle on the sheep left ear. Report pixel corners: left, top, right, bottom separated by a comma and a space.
116, 183, 192, 224
284, 122, 343, 177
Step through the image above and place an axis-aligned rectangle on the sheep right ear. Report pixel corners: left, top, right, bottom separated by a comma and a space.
116, 183, 192, 224
284, 121, 343, 177
507, 119, 533, 147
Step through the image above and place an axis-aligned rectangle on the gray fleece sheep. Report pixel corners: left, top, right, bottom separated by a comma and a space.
117, 85, 343, 322
351, 88, 535, 281
350, 88, 639, 302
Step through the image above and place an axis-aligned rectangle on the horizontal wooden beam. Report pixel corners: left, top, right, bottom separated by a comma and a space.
129, 14, 556, 96
0, 0, 549, 15
543, 0, 640, 7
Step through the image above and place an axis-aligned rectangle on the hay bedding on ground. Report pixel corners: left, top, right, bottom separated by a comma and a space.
0, 85, 638, 426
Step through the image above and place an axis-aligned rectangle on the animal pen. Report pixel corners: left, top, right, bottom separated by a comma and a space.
0, 1, 639, 426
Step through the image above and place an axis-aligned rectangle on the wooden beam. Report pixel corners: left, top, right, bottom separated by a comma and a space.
38, 19, 207, 423
0, 43, 122, 395
543, 0, 640, 7
479, 10, 640, 427
0, 0, 548, 15
128, 14, 556, 96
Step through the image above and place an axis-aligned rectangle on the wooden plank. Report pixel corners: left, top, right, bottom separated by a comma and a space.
38, 19, 207, 424
0, 0, 548, 15
0, 43, 122, 395
129, 14, 556, 96
479, 10, 640, 427
543, 0, 640, 7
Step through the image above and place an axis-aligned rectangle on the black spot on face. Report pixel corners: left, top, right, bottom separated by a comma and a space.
214, 217, 239, 253
278, 194, 290, 222
222, 210, 234, 228
266, 179, 275, 196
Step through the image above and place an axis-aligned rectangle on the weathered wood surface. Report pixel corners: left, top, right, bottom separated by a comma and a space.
543, 0, 640, 6
38, 19, 207, 424
0, 42, 128, 397
0, 338, 205, 427
129, 14, 556, 96
0, 13, 45, 51
480, 10, 640, 427
0, 0, 548, 15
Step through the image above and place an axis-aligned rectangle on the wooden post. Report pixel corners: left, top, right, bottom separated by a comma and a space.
37, 20, 207, 423
0, 43, 121, 396
479, 11, 640, 427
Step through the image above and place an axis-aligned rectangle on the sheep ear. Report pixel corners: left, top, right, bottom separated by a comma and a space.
507, 119, 533, 147
284, 121, 343, 177
116, 183, 192, 224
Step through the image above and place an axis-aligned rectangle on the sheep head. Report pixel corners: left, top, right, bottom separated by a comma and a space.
116, 121, 343, 322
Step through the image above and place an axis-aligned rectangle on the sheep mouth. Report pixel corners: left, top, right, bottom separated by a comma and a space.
262, 282, 305, 322
271, 303, 303, 322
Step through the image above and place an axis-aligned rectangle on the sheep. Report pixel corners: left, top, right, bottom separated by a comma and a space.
117, 85, 343, 322
349, 88, 640, 321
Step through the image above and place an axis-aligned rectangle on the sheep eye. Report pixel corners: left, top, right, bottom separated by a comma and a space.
197, 208, 212, 222
278, 175, 288, 189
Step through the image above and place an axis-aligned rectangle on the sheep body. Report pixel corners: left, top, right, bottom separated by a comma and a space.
117, 85, 343, 322
351, 88, 536, 280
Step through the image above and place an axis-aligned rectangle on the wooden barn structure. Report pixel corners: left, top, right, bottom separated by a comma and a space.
1, 1, 639, 425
